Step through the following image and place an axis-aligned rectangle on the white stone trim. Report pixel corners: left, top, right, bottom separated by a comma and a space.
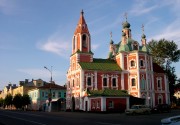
121, 72, 124, 90
94, 71, 97, 89
156, 77, 162, 91
111, 75, 118, 88
101, 74, 110, 89
80, 69, 84, 97
85, 73, 94, 88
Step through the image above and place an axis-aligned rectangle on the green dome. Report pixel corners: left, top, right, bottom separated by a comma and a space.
141, 45, 149, 53
123, 21, 130, 28
142, 34, 146, 39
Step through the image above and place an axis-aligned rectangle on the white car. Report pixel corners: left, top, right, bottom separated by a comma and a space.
161, 115, 180, 125
125, 105, 151, 115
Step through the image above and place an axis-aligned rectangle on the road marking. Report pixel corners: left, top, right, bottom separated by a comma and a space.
0, 114, 46, 125
4, 110, 42, 117
96, 122, 121, 125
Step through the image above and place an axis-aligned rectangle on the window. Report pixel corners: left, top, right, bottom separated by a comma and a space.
157, 77, 162, 90
97, 101, 100, 108
140, 60, 144, 67
82, 34, 87, 48
87, 77, 91, 86
58, 92, 61, 98
52, 92, 55, 98
72, 80, 74, 87
42, 92, 44, 97
45, 92, 48, 98
109, 101, 114, 108
158, 95, 163, 104
132, 78, 136, 86
103, 78, 107, 86
92, 101, 95, 108
112, 78, 116, 87
131, 60, 135, 67
158, 79, 161, 88
64, 92, 66, 98
68, 81, 70, 88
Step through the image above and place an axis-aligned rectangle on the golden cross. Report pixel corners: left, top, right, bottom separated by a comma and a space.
110, 32, 112, 39
142, 24, 144, 34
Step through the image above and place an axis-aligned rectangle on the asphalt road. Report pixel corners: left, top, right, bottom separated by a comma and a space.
0, 109, 179, 125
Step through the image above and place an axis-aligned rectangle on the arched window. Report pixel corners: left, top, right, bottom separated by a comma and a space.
112, 78, 116, 87
103, 78, 107, 86
87, 77, 91, 86
157, 77, 162, 90
72, 80, 74, 87
131, 60, 135, 67
132, 78, 136, 86
82, 34, 87, 48
140, 60, 144, 67
158, 95, 163, 104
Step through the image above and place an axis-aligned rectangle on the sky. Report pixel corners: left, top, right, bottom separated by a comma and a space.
0, 0, 180, 90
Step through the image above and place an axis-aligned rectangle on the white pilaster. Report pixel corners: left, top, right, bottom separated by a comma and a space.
136, 52, 140, 97
101, 97, 106, 111
121, 72, 124, 89
94, 71, 97, 89
80, 69, 84, 110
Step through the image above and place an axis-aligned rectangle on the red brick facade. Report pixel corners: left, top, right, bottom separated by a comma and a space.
66, 11, 170, 112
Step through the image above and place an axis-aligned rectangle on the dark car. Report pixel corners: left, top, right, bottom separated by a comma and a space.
151, 104, 171, 113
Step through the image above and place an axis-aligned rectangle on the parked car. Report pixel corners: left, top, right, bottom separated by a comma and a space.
161, 115, 180, 125
125, 105, 151, 115
151, 104, 171, 113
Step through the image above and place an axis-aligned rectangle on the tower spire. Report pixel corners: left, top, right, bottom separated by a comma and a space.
81, 9, 84, 15
124, 12, 128, 22
110, 31, 112, 40
142, 24, 144, 34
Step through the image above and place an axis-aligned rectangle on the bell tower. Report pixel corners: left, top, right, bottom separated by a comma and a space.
72, 10, 92, 54
70, 10, 93, 71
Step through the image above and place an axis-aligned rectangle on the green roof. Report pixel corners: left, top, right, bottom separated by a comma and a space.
87, 89, 129, 97
79, 58, 121, 71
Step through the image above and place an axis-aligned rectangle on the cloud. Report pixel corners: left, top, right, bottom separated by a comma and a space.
129, 0, 158, 16
37, 31, 71, 58
92, 44, 100, 51
0, 0, 17, 15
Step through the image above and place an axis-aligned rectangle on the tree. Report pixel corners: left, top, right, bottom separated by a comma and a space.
148, 39, 180, 101
22, 94, 31, 109
13, 93, 22, 109
0, 98, 4, 107
148, 39, 180, 71
4, 94, 13, 108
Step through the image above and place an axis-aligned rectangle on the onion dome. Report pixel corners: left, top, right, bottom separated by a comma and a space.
123, 21, 130, 28
141, 34, 146, 39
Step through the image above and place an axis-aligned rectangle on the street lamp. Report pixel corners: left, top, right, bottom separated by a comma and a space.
44, 66, 53, 110
44, 66, 53, 84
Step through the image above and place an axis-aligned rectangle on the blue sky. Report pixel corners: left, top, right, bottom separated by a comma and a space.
0, 0, 180, 90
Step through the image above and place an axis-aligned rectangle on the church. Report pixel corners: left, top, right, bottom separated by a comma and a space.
66, 10, 170, 112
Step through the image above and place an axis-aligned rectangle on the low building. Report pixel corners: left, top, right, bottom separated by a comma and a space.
13, 79, 45, 96
28, 83, 66, 112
